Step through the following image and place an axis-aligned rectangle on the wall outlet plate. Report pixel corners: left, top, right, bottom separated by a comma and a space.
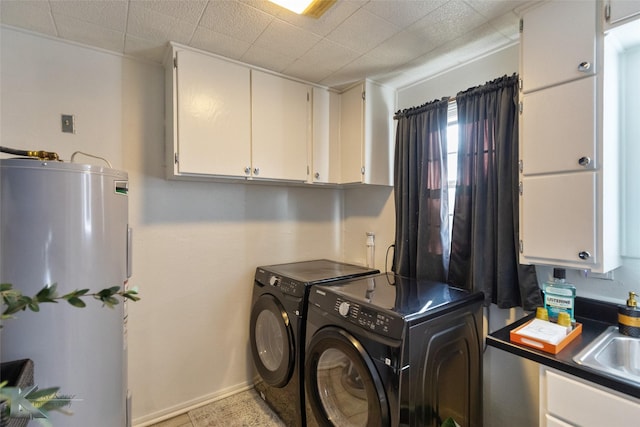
61, 114, 75, 133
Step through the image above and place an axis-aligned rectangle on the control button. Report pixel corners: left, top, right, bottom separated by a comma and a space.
269, 276, 280, 287
338, 301, 350, 317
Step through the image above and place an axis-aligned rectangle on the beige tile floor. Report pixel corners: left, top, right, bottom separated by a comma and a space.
149, 388, 286, 427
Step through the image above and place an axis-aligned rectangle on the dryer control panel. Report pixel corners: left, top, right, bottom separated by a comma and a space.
254, 268, 305, 298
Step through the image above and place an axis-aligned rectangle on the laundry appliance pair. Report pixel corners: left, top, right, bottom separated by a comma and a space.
250, 261, 483, 427
249, 259, 379, 426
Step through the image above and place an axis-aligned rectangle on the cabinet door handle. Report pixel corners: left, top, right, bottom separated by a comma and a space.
578, 251, 591, 260
578, 156, 591, 167
314, 172, 320, 179
244, 167, 251, 175
578, 61, 591, 72
253, 167, 260, 176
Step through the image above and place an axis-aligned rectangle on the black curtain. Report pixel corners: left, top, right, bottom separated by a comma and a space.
448, 74, 541, 310
393, 98, 450, 281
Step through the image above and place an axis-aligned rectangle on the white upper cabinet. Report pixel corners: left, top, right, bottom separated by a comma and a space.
165, 45, 396, 187
605, 0, 640, 28
310, 87, 339, 184
166, 45, 310, 182
340, 82, 365, 184
519, 0, 621, 272
168, 48, 251, 179
339, 80, 394, 186
521, 0, 596, 93
520, 76, 597, 175
251, 70, 310, 182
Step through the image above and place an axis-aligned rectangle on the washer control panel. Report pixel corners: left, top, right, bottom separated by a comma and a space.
314, 293, 403, 339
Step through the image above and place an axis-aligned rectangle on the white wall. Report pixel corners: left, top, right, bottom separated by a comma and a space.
397, 44, 521, 110
1, 27, 344, 424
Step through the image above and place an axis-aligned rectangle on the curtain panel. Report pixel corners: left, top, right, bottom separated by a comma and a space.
448, 74, 541, 310
393, 98, 450, 281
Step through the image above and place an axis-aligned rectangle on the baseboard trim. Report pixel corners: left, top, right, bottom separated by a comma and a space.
132, 381, 255, 426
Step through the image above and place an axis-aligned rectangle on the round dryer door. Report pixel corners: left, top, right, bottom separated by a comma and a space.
250, 294, 295, 387
305, 327, 389, 427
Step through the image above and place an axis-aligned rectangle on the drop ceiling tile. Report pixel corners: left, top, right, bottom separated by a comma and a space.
489, 11, 521, 41
190, 26, 251, 61
130, 0, 208, 24
367, 30, 436, 65
273, 0, 365, 37
124, 34, 167, 63
127, 2, 195, 45
294, 38, 360, 72
241, 43, 296, 73
326, 8, 400, 54
50, 0, 128, 32
252, 19, 322, 58
464, 0, 524, 18
199, 0, 274, 44
55, 13, 125, 53
438, 23, 513, 66
237, 0, 287, 16
330, 53, 396, 85
0, 0, 57, 37
407, 0, 486, 47
364, 0, 447, 28
284, 59, 335, 83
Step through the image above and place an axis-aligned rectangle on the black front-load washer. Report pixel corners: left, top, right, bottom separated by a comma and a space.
305, 273, 483, 427
250, 259, 379, 426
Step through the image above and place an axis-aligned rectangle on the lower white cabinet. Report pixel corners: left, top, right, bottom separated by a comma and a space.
540, 367, 640, 426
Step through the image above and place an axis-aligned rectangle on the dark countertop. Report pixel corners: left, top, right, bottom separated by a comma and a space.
486, 297, 640, 399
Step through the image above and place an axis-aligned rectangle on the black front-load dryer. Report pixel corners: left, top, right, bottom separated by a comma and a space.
250, 260, 379, 426
305, 273, 484, 427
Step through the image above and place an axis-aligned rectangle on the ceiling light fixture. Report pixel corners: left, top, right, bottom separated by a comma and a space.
269, 0, 336, 18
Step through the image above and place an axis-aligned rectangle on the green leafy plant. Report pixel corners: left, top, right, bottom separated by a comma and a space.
0, 282, 140, 424
0, 381, 74, 426
1, 282, 140, 323
441, 417, 460, 427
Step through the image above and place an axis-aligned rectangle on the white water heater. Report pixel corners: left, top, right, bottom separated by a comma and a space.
0, 158, 131, 426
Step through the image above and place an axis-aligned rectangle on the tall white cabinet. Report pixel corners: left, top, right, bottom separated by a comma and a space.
518, 0, 621, 273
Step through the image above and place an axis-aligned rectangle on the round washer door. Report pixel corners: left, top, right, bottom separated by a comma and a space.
305, 327, 389, 427
249, 294, 295, 387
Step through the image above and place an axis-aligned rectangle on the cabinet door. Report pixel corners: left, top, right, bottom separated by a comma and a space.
363, 80, 394, 186
521, 173, 597, 267
521, 77, 597, 175
311, 87, 332, 184
175, 49, 251, 177
340, 83, 365, 184
521, 0, 596, 93
543, 368, 640, 426
251, 70, 309, 181
607, 0, 640, 27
